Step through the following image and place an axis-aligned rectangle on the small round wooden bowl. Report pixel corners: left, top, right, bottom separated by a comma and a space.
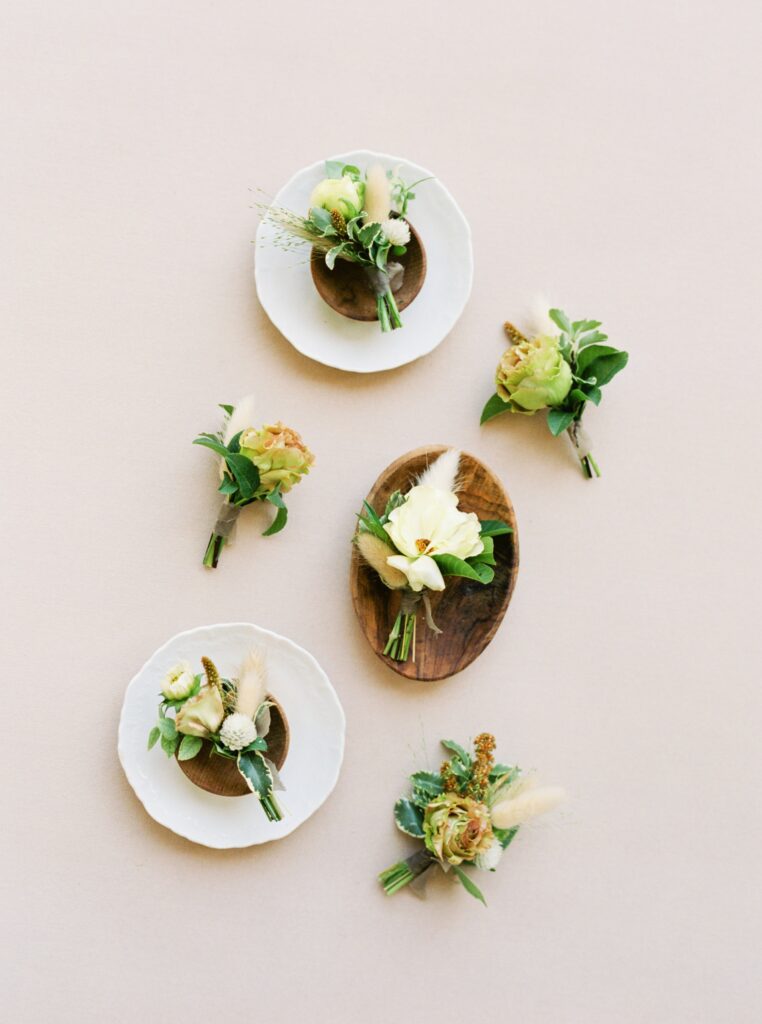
176, 699, 290, 798
310, 221, 427, 321
350, 446, 519, 681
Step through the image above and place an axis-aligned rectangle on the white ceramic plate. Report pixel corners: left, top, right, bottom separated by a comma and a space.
254, 149, 473, 373
118, 623, 345, 848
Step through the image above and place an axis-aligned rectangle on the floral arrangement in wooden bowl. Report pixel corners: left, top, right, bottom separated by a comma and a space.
147, 648, 287, 821
261, 160, 429, 333
379, 734, 564, 905
351, 447, 519, 680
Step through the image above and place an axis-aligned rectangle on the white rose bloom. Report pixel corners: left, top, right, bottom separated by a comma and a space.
381, 218, 411, 246
383, 485, 484, 593
219, 712, 257, 752
161, 661, 196, 701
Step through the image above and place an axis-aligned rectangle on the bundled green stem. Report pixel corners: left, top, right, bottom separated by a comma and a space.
567, 422, 601, 479
376, 288, 402, 332
260, 791, 283, 822
383, 607, 417, 662
203, 532, 227, 568
379, 850, 435, 895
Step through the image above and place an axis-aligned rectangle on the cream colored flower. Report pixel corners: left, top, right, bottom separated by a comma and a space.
363, 164, 391, 225
309, 176, 363, 220
161, 661, 195, 701
475, 841, 503, 872
174, 682, 224, 738
239, 422, 314, 496
381, 218, 410, 246
220, 712, 257, 751
384, 485, 483, 593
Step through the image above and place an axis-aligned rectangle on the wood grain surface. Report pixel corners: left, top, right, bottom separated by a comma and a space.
350, 446, 519, 680
310, 220, 427, 321
176, 699, 290, 797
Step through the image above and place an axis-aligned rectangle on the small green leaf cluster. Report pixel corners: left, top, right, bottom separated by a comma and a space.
146, 674, 203, 760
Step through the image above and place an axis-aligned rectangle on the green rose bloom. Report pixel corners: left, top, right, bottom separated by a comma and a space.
309, 176, 363, 220
496, 335, 572, 413
175, 682, 224, 738
239, 422, 315, 497
423, 793, 494, 866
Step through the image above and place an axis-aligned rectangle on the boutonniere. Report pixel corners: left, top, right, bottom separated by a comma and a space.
147, 649, 287, 821
193, 395, 314, 567
481, 304, 628, 478
261, 160, 429, 333
354, 450, 512, 664
379, 735, 564, 905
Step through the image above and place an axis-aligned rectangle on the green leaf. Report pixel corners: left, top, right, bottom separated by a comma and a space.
160, 733, 178, 758
441, 739, 471, 766
547, 409, 575, 437
309, 206, 333, 231
218, 473, 238, 495
493, 826, 519, 850
358, 501, 391, 543
193, 435, 231, 459
410, 771, 445, 799
147, 726, 160, 751
240, 737, 268, 753
480, 520, 512, 538
433, 554, 493, 584
451, 865, 487, 906
577, 330, 608, 348
382, 490, 405, 522
576, 345, 629, 386
177, 735, 203, 761
548, 308, 572, 334
158, 717, 177, 740
480, 392, 510, 425
572, 319, 601, 333
325, 243, 348, 270
262, 485, 288, 536
237, 750, 273, 800
218, 403, 235, 416
324, 160, 345, 178
469, 536, 495, 566
225, 453, 260, 501
394, 798, 425, 838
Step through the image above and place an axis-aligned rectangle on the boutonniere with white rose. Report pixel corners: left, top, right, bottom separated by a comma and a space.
261, 160, 429, 332
148, 649, 287, 821
193, 394, 314, 567
379, 735, 564, 905
354, 450, 511, 663
480, 304, 629, 478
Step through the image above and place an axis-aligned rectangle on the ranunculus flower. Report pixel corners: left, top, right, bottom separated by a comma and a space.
423, 793, 495, 866
309, 176, 363, 220
161, 661, 195, 701
239, 423, 315, 496
496, 335, 572, 413
384, 485, 483, 593
175, 682, 224, 738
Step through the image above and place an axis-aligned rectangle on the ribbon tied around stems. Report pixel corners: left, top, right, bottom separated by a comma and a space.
212, 499, 241, 543
567, 420, 593, 460
363, 261, 405, 297
400, 589, 443, 635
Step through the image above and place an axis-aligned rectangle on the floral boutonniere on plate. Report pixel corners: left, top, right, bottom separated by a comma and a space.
354, 450, 512, 664
481, 304, 628, 478
261, 160, 429, 332
148, 649, 287, 821
379, 735, 564, 905
193, 394, 314, 567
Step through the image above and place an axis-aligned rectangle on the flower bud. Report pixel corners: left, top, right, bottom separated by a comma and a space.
161, 661, 195, 701
496, 336, 572, 413
309, 176, 363, 220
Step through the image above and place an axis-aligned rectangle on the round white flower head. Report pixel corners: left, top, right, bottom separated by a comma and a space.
384, 485, 484, 593
474, 839, 503, 872
161, 661, 196, 701
381, 218, 411, 247
219, 712, 257, 751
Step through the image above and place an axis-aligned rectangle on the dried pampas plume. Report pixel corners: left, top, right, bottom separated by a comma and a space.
415, 448, 461, 495
224, 394, 258, 445
356, 533, 407, 589
490, 785, 565, 830
235, 647, 268, 719
525, 293, 559, 340
363, 164, 391, 225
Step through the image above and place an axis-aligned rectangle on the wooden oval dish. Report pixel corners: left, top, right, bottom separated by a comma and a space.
310, 221, 427, 321
176, 698, 290, 798
350, 446, 519, 681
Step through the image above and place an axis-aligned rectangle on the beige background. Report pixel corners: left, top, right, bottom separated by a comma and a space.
3, 2, 761, 1021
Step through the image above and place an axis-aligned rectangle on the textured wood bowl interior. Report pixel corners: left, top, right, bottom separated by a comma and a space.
310, 220, 426, 321
350, 446, 519, 681
176, 698, 289, 798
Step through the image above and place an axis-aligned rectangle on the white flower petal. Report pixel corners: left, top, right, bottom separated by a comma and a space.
387, 554, 445, 593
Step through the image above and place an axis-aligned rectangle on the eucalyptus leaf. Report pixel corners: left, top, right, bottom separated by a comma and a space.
394, 798, 425, 838
480, 392, 510, 425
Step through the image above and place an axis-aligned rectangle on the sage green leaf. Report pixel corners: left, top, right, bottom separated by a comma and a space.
480, 392, 510, 425
479, 520, 512, 537
577, 330, 608, 348
147, 726, 160, 750
547, 409, 575, 436
572, 319, 601, 333
441, 739, 471, 765
394, 798, 425, 838
158, 716, 177, 740
261, 484, 288, 536
576, 344, 629, 385
237, 750, 273, 800
310, 207, 333, 231
324, 160, 345, 178
177, 735, 203, 761
548, 308, 572, 334
451, 865, 487, 906
160, 733, 178, 758
433, 554, 493, 584
410, 771, 445, 799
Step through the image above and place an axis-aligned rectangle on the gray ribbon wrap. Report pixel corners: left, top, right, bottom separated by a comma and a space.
212, 500, 240, 541
567, 421, 593, 460
400, 590, 443, 635
363, 261, 405, 297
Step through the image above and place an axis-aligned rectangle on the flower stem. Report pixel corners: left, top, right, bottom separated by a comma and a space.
203, 532, 226, 568
376, 294, 391, 332
379, 850, 435, 895
260, 791, 283, 822
382, 610, 417, 662
385, 288, 403, 330
566, 423, 601, 480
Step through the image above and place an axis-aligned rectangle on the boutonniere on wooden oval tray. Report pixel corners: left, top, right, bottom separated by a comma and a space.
480, 300, 629, 478
254, 150, 473, 373
350, 447, 519, 680
118, 623, 345, 848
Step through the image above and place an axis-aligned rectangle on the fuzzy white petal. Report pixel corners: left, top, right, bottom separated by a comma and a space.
491, 786, 565, 830
415, 448, 461, 494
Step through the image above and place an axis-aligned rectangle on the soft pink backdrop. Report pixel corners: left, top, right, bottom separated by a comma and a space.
3, 2, 760, 1021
